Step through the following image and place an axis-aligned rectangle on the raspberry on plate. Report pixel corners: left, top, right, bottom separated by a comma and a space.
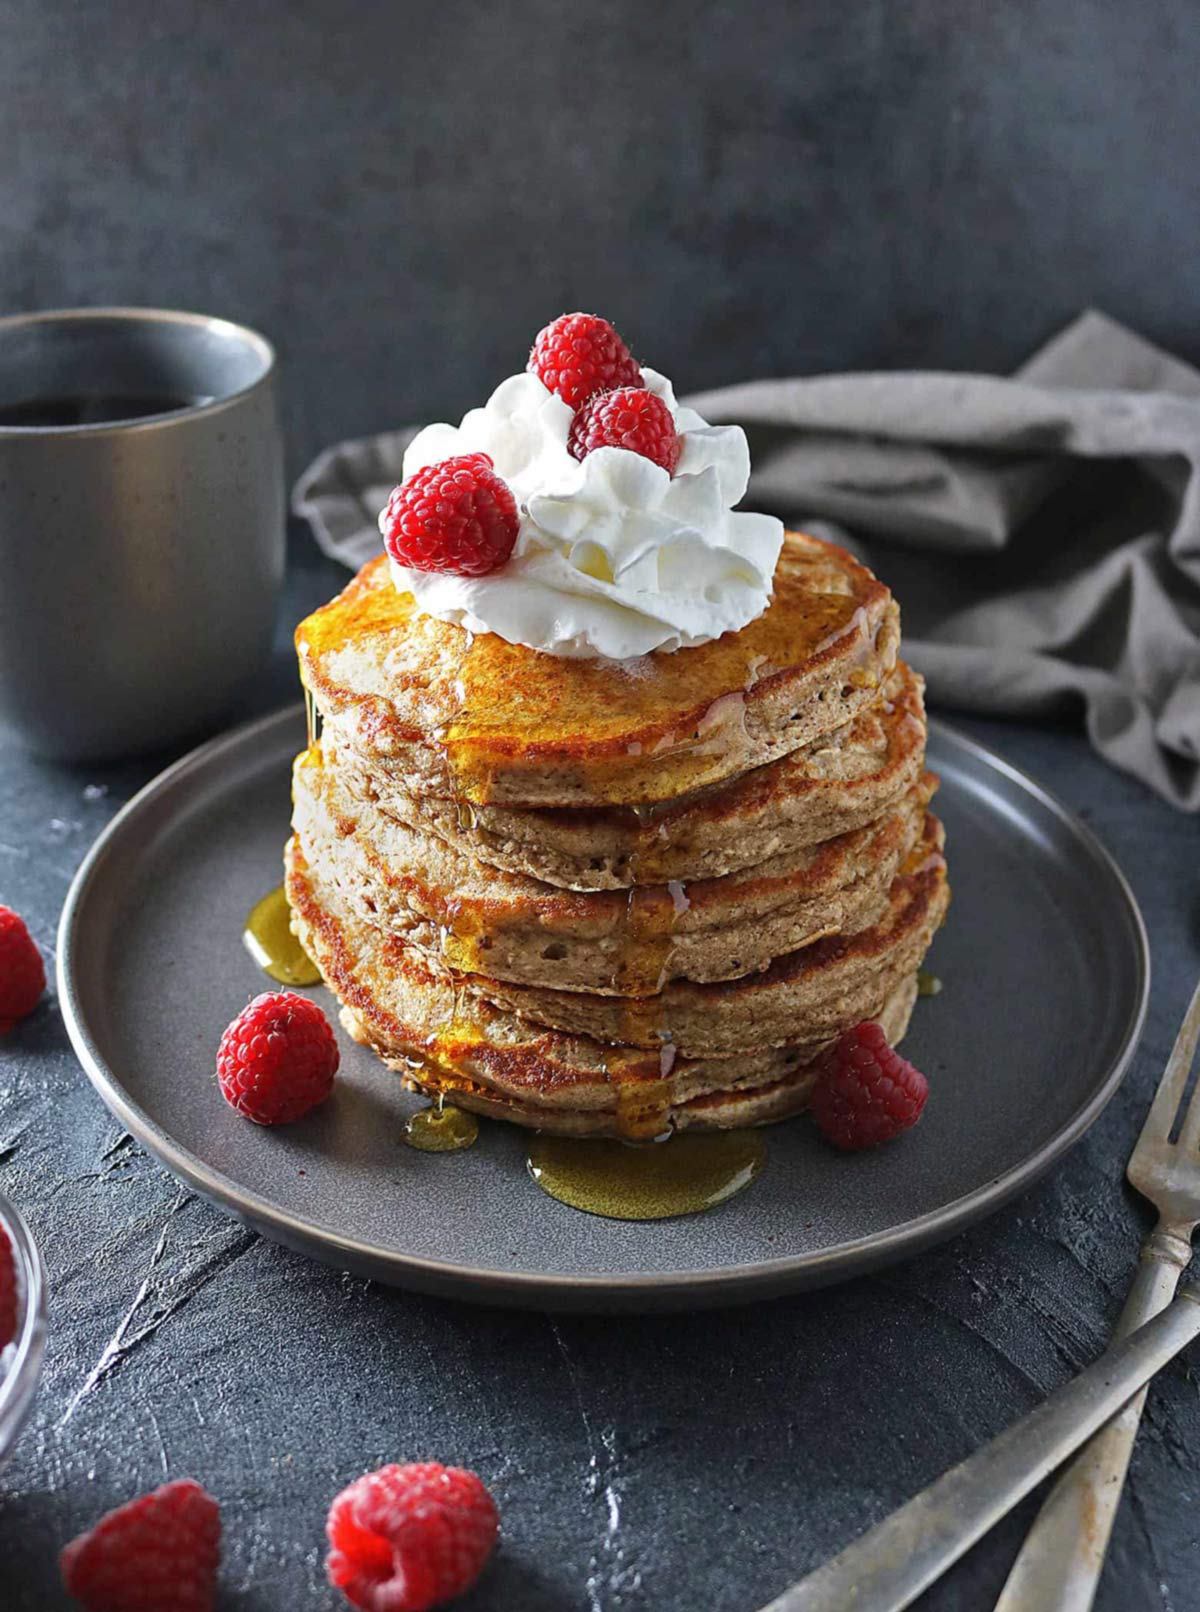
326, 1461, 498, 1612
60, 1479, 221, 1612
810, 1020, 929, 1151
0, 1224, 16, 1349
216, 989, 339, 1125
382, 454, 519, 578
0, 905, 45, 1032
568, 386, 681, 474
528, 312, 643, 409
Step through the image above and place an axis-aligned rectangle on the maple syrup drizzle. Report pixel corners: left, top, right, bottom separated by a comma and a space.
403, 1096, 479, 1153
613, 883, 686, 995
303, 680, 324, 750
622, 801, 680, 885
436, 900, 488, 977
397, 1003, 485, 1152
603, 1038, 678, 1143
434, 868, 693, 997
526, 1130, 766, 1221
244, 885, 321, 986
300, 552, 871, 807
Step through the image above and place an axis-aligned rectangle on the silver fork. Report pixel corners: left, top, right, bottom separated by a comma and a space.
758, 976, 1200, 1612
993, 973, 1200, 1612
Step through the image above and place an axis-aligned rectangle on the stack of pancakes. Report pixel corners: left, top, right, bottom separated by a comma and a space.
288, 531, 949, 1139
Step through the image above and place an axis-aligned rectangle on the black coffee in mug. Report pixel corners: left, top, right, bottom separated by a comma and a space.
0, 307, 283, 760
0, 391, 208, 427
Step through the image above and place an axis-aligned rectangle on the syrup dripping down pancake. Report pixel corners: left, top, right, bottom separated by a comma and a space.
286, 836, 924, 1139
436, 815, 948, 1056
292, 745, 935, 995
323, 660, 928, 893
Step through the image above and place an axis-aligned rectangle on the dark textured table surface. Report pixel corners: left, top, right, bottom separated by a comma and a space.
1, 534, 1195, 1611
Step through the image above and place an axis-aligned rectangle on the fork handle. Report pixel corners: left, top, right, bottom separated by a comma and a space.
992, 1226, 1193, 1612
759, 1285, 1200, 1612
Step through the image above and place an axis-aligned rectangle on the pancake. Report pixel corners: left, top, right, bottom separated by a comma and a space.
297, 531, 901, 808
344, 978, 920, 1136
286, 835, 921, 1137
326, 659, 928, 893
288, 814, 945, 1060
292, 742, 935, 994
290, 496, 948, 1142
455, 815, 947, 1054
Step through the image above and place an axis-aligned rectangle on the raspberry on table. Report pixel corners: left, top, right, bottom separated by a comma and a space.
0, 905, 45, 1032
528, 312, 643, 409
326, 1461, 499, 1612
383, 453, 519, 578
568, 386, 681, 474
60, 1479, 221, 1612
216, 989, 339, 1125
0, 1224, 17, 1349
810, 1020, 929, 1150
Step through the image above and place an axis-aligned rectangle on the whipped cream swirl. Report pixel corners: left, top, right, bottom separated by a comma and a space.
384, 367, 783, 659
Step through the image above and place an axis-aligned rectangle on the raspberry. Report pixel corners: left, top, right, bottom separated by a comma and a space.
60, 1479, 221, 1612
528, 312, 643, 409
0, 1224, 17, 1349
568, 386, 681, 474
0, 905, 45, 1032
216, 990, 338, 1125
326, 1462, 498, 1612
383, 454, 518, 578
810, 1020, 929, 1151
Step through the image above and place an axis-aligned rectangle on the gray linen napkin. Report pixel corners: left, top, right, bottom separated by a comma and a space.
293, 310, 1200, 808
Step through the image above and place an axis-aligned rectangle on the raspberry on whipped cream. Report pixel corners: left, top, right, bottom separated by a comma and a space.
528, 312, 643, 408
382, 453, 519, 577
383, 351, 784, 660
568, 386, 681, 474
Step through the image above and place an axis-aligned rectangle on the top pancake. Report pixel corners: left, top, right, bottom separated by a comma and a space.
297, 531, 899, 808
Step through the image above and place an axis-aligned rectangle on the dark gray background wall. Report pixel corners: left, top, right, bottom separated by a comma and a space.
4, 0, 1199, 474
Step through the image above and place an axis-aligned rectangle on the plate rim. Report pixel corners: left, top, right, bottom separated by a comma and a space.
56, 705, 1151, 1310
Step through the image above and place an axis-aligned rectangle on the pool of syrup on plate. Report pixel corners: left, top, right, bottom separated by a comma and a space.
394, 1031, 766, 1215
243, 884, 321, 986
403, 1093, 479, 1153
391, 1017, 768, 1217
527, 1130, 765, 1220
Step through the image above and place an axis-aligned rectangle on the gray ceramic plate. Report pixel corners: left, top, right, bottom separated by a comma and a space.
57, 708, 1149, 1312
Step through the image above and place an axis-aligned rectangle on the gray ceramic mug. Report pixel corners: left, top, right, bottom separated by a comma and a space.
0, 307, 284, 760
